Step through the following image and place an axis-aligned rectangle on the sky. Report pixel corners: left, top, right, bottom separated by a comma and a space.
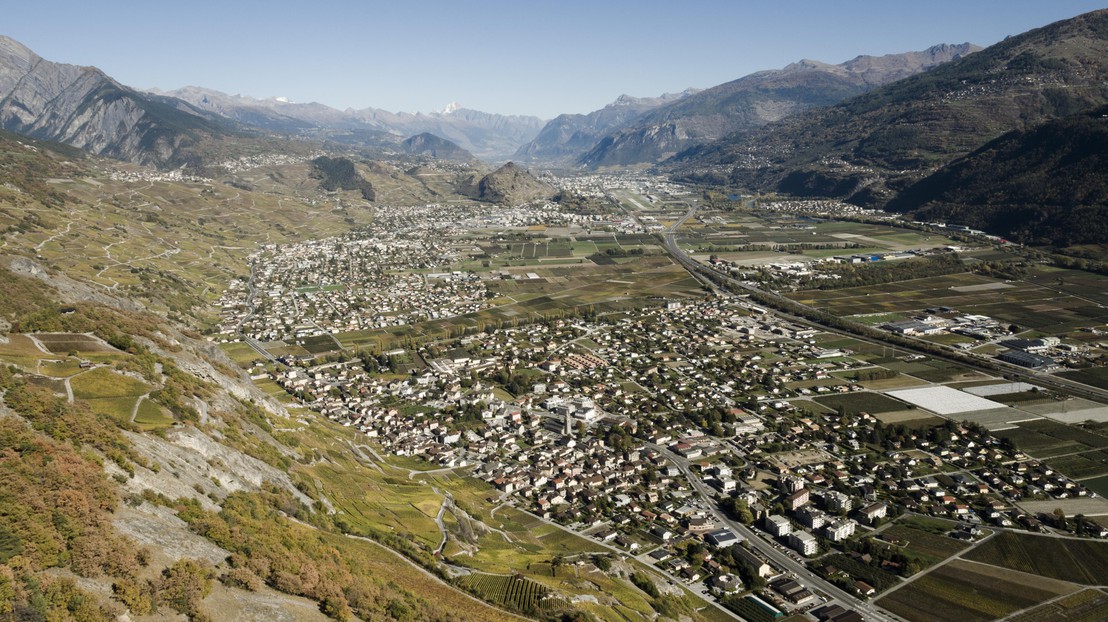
5, 1, 1106, 119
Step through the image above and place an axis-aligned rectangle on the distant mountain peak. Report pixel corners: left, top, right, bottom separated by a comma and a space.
439, 101, 461, 114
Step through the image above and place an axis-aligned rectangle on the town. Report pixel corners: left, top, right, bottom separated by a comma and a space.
212, 179, 1108, 621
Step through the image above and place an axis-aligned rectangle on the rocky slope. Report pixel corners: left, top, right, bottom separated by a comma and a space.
401, 132, 475, 162
578, 43, 979, 168
464, 161, 553, 204
885, 106, 1108, 246
0, 35, 231, 167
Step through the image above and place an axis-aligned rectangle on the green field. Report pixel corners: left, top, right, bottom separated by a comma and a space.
1081, 474, 1108, 497
457, 573, 564, 614
880, 524, 971, 568
1059, 367, 1108, 391
133, 398, 174, 430
70, 367, 150, 400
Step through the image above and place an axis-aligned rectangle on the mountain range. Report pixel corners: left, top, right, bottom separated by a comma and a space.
2, 10, 1107, 246
0, 35, 233, 167
512, 90, 699, 165
571, 43, 980, 169
675, 9, 1108, 216
153, 86, 543, 160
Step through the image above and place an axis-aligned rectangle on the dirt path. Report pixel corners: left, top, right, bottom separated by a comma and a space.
130, 393, 151, 423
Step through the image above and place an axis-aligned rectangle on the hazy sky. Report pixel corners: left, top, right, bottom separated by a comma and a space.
5, 1, 1106, 118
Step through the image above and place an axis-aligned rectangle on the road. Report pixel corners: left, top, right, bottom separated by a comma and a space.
659, 205, 1108, 405
653, 445, 901, 622
235, 261, 279, 364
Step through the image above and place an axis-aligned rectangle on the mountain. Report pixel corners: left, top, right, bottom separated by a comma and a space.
513, 90, 698, 165
0, 36, 232, 167
310, 155, 375, 201
578, 43, 979, 168
400, 132, 475, 162
679, 10, 1108, 207
147, 86, 341, 132
348, 105, 544, 160
464, 161, 553, 204
885, 106, 1108, 246
160, 87, 544, 160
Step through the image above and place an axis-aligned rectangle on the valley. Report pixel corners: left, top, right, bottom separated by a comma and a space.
2, 6, 1108, 622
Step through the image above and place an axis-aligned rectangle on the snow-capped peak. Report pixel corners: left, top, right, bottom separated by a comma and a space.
440, 101, 461, 114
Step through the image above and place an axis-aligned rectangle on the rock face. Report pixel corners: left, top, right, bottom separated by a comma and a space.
578, 43, 979, 168
310, 156, 375, 201
0, 36, 226, 167
513, 90, 698, 165
401, 132, 475, 162
468, 162, 553, 204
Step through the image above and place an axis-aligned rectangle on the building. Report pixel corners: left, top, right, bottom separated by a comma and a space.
705, 528, 741, 548
823, 490, 852, 513
765, 514, 793, 537
784, 488, 811, 511
859, 502, 888, 524
732, 545, 773, 578
998, 350, 1054, 369
789, 530, 819, 556
825, 518, 857, 542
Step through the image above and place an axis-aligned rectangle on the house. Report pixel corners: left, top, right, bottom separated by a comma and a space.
859, 502, 887, 524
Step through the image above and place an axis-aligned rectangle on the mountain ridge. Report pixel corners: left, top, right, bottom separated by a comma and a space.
675, 9, 1108, 209
513, 89, 699, 165
577, 43, 980, 168
0, 35, 235, 167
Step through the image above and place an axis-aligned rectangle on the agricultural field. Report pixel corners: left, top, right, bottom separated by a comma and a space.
813, 391, 909, 415
787, 269, 1108, 337
1008, 589, 1108, 622
1059, 367, 1108, 391
876, 559, 1077, 622
32, 332, 117, 354
1082, 474, 1108, 497
457, 573, 565, 615
70, 367, 151, 423
997, 419, 1108, 458
963, 532, 1108, 585
879, 524, 972, 567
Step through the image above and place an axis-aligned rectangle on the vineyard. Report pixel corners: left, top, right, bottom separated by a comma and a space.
876, 559, 1075, 622
458, 573, 569, 614
1008, 589, 1108, 622
720, 594, 783, 622
964, 532, 1108, 584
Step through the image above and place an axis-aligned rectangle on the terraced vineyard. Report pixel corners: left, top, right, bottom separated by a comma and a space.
458, 573, 568, 614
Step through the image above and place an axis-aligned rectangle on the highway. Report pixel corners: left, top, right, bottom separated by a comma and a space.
659, 204, 1108, 405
